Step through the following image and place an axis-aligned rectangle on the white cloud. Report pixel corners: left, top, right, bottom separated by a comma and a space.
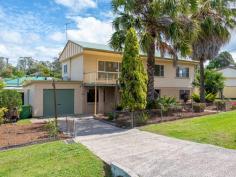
221, 30, 236, 61
0, 31, 23, 44
55, 0, 97, 11
28, 33, 41, 42
67, 16, 113, 44
229, 51, 236, 60
0, 6, 62, 65
35, 46, 62, 58
0, 44, 9, 56
49, 32, 65, 42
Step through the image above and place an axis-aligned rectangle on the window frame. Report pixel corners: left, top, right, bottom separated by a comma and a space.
97, 60, 121, 80
154, 65, 165, 77
176, 66, 189, 78
179, 90, 190, 100
87, 89, 99, 103
63, 64, 68, 74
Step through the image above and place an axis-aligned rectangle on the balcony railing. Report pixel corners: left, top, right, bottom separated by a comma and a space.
84, 72, 120, 85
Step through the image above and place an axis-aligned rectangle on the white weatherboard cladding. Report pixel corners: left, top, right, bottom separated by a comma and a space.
71, 56, 83, 81
60, 41, 83, 61
218, 68, 236, 87
61, 56, 83, 81
218, 68, 236, 78
224, 79, 236, 87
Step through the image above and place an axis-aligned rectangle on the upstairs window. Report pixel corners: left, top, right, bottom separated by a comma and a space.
176, 66, 189, 78
98, 61, 120, 72
98, 61, 121, 80
154, 65, 164, 77
63, 64, 68, 74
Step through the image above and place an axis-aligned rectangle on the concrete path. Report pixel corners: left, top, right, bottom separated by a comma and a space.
73, 118, 236, 177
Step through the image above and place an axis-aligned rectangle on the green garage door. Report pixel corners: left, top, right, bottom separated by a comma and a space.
43, 89, 74, 117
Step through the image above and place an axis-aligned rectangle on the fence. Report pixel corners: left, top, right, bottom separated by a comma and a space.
111, 101, 234, 128
57, 117, 77, 137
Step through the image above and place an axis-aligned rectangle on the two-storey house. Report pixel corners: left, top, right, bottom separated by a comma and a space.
23, 40, 198, 117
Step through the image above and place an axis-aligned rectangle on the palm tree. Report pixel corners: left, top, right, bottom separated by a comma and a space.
192, 0, 236, 102
110, 0, 198, 103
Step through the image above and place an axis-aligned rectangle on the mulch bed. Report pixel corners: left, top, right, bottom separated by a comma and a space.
96, 110, 219, 128
147, 111, 217, 124
0, 122, 69, 149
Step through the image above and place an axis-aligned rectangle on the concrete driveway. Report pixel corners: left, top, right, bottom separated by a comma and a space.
73, 117, 236, 177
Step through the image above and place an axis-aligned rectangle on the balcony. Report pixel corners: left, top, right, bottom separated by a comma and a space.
84, 71, 120, 85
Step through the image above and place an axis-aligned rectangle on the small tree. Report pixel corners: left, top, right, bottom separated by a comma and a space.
0, 80, 5, 89
120, 28, 147, 127
193, 69, 225, 95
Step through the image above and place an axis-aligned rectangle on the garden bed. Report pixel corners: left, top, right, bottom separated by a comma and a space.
96, 108, 219, 128
0, 122, 69, 149
147, 110, 217, 124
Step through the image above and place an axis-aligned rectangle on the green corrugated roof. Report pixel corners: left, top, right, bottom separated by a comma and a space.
72, 40, 174, 59
4, 77, 50, 87
74, 41, 115, 52
72, 41, 195, 61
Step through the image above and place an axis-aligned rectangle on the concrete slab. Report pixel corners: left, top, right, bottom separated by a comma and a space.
73, 118, 236, 177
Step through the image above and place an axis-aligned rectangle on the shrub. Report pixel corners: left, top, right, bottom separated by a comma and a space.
108, 112, 118, 121
146, 100, 158, 109
0, 107, 8, 125
193, 103, 206, 113
192, 93, 216, 103
44, 120, 59, 138
205, 93, 217, 103
192, 93, 200, 103
136, 112, 149, 126
116, 104, 123, 111
157, 96, 177, 111
231, 102, 236, 110
0, 90, 22, 109
215, 100, 227, 111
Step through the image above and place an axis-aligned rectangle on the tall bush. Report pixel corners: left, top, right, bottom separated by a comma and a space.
120, 28, 148, 127
0, 90, 22, 109
0, 80, 5, 89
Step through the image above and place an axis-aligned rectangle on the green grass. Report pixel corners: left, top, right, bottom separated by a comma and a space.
141, 111, 236, 149
16, 118, 31, 125
0, 141, 111, 177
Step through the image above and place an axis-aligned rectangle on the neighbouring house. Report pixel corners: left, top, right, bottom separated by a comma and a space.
23, 40, 198, 117
4, 76, 53, 104
218, 66, 236, 99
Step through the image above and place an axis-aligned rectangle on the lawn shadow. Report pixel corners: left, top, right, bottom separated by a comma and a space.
103, 162, 112, 177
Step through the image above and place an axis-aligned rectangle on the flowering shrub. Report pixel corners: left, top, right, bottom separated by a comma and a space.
231, 102, 236, 110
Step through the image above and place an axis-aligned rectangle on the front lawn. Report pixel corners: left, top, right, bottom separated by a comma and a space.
16, 118, 32, 125
141, 111, 236, 149
0, 141, 111, 177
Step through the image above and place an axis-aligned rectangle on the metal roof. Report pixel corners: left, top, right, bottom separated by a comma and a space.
4, 77, 52, 87
72, 40, 180, 59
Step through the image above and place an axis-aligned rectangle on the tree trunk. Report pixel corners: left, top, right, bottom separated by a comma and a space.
147, 40, 156, 102
199, 58, 205, 103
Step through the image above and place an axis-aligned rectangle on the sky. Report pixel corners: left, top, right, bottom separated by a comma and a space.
0, 0, 235, 65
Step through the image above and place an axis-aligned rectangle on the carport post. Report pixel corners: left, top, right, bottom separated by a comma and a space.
94, 83, 97, 115
52, 79, 58, 127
